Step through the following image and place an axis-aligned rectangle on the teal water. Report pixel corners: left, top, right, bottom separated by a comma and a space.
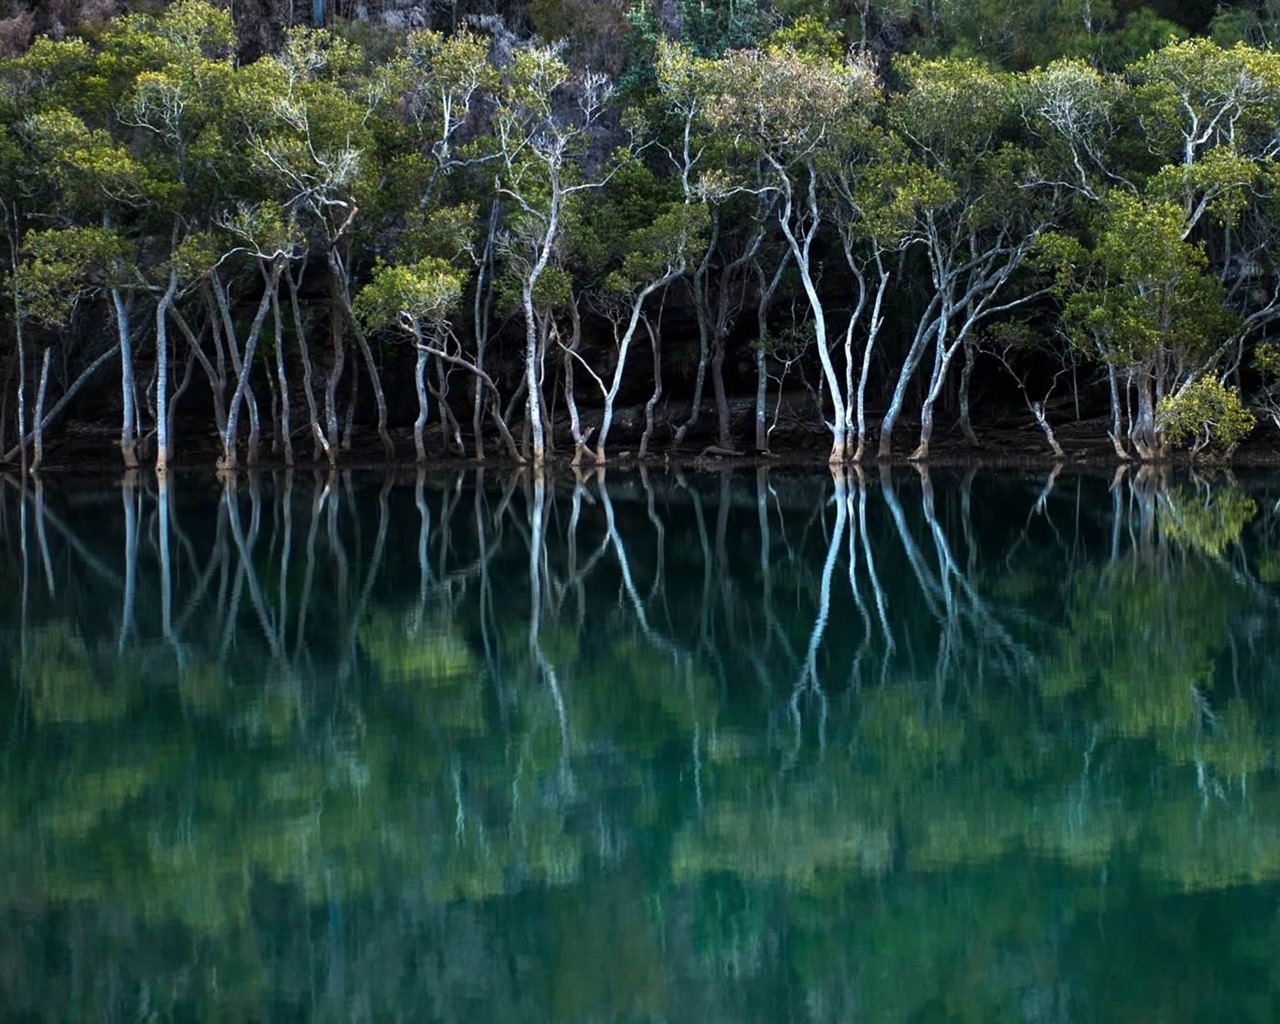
2, 467, 1280, 1022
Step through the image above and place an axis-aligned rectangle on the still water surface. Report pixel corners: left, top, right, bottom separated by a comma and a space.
2, 466, 1280, 1022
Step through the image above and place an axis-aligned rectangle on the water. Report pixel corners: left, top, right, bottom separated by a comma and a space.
2, 465, 1280, 1022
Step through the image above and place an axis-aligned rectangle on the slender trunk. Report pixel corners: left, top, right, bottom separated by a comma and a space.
325, 275, 345, 455
167, 335, 197, 452
538, 312, 556, 457
327, 237, 392, 461
473, 200, 499, 462
1108, 362, 1130, 459
202, 285, 231, 435
879, 299, 942, 459
112, 287, 139, 469
267, 365, 279, 455
7, 207, 26, 475
413, 328, 429, 464
754, 345, 768, 453
853, 260, 889, 462
711, 340, 732, 449
30, 347, 50, 472
521, 280, 545, 467
270, 282, 294, 466
776, 163, 846, 464
434, 353, 463, 454
560, 311, 590, 465
211, 271, 263, 468
675, 214, 720, 446
596, 274, 680, 462
170, 305, 227, 437
911, 307, 957, 462
155, 263, 179, 474
350, 316, 393, 461
958, 337, 980, 447
2, 340, 121, 464
286, 265, 330, 466
640, 316, 663, 458
221, 260, 282, 471
1032, 401, 1065, 458
753, 251, 790, 453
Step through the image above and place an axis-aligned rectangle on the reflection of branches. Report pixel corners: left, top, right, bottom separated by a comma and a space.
223, 476, 280, 660
788, 471, 845, 766
855, 469, 894, 660
119, 478, 139, 653
338, 476, 390, 686
599, 475, 680, 656
294, 471, 330, 658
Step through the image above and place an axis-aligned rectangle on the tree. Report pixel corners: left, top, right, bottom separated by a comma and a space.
354, 256, 465, 462
1042, 194, 1239, 459
878, 56, 1059, 460
700, 39, 879, 464
492, 43, 619, 468
1155, 374, 1255, 459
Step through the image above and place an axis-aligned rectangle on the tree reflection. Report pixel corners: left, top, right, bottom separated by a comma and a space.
1, 466, 1280, 1021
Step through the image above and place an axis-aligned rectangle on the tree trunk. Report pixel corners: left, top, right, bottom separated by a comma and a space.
2, 340, 121, 464
596, 275, 679, 462
7, 207, 27, 475
1132, 373, 1161, 460
557, 308, 592, 466
167, 335, 197, 454
170, 305, 227, 438
753, 250, 790, 454
879, 301, 942, 460
220, 260, 282, 471
30, 347, 50, 472
911, 310, 962, 462
325, 276, 345, 456
286, 266, 331, 466
434, 353, 463, 454
472, 200, 499, 462
521, 279, 546, 467
776, 164, 846, 465
1032, 401, 1065, 458
958, 337, 980, 447
413, 332, 429, 464
1107, 362, 1130, 459
111, 287, 139, 469
271, 282, 294, 466
754, 345, 768, 453
348, 314, 394, 461
853, 262, 889, 463
711, 339, 732, 449
640, 316, 662, 458
155, 264, 179, 474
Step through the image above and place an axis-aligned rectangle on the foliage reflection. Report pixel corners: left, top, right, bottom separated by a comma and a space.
2, 466, 1280, 1022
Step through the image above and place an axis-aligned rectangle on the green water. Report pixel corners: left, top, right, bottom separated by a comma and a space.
2, 467, 1280, 1022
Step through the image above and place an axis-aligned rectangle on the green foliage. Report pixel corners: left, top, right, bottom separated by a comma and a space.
18, 225, 131, 325
353, 256, 465, 334
1158, 483, 1258, 555
892, 56, 1015, 163
1084, 8, 1187, 70
5, 1, 1280, 468
1058, 193, 1238, 373
1155, 376, 1256, 457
